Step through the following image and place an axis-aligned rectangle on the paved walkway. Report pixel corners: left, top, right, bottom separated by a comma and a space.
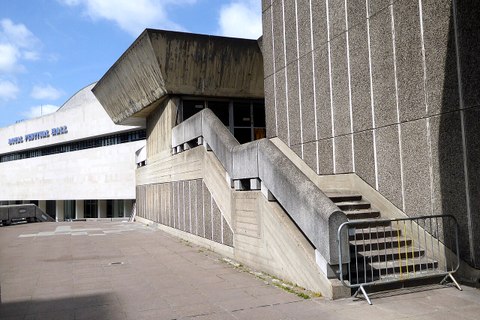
0, 221, 479, 320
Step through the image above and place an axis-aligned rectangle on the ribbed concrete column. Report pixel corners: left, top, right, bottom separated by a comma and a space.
98, 200, 107, 218
56, 200, 64, 222
124, 200, 133, 218
75, 200, 84, 219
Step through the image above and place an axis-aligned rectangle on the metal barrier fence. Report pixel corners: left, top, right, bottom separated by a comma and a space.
337, 214, 462, 304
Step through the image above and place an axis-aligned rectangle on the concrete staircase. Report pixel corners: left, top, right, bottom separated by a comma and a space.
327, 192, 438, 283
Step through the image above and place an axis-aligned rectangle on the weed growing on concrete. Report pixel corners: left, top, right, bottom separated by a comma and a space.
221, 257, 320, 299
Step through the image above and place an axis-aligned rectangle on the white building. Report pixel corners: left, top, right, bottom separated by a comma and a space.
0, 83, 146, 221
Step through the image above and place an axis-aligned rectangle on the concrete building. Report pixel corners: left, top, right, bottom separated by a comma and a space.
92, 1, 480, 299
0, 83, 146, 221
261, 0, 480, 268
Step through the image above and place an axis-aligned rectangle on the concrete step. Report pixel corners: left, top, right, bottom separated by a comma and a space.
327, 193, 363, 203
370, 257, 438, 274
337, 200, 371, 211
350, 236, 412, 251
349, 226, 401, 240
348, 257, 439, 283
354, 246, 425, 262
345, 209, 380, 220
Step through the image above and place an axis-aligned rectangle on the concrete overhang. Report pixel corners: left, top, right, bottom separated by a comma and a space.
92, 29, 264, 125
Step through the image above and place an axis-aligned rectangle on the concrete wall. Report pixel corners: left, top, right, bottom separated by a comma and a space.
0, 141, 144, 201
147, 98, 178, 158
137, 179, 234, 247
0, 83, 146, 202
136, 137, 347, 298
262, 0, 480, 267
0, 83, 144, 155
93, 29, 264, 125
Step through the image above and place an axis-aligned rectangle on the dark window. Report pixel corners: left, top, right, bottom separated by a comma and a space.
234, 128, 253, 144
46, 200, 56, 219
207, 101, 230, 126
107, 200, 124, 218
84, 200, 97, 218
182, 100, 205, 120
64, 200, 76, 220
233, 102, 252, 127
180, 98, 266, 144
253, 103, 266, 127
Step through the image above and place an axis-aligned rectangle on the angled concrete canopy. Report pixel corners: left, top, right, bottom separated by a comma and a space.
92, 29, 264, 125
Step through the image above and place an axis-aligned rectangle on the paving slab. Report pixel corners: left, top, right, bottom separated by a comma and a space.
1, 221, 479, 320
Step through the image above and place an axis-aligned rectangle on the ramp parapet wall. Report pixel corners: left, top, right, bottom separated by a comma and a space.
172, 109, 348, 266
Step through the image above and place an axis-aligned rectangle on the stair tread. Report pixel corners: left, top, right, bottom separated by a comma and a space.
349, 226, 401, 240
356, 246, 424, 257
350, 236, 411, 246
370, 257, 437, 269
352, 226, 397, 233
336, 200, 371, 206
345, 209, 380, 215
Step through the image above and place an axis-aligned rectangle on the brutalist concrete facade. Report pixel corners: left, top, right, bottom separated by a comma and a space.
136, 179, 234, 247
262, 0, 480, 267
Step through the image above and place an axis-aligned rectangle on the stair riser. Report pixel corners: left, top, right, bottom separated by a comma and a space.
338, 203, 371, 210
348, 262, 438, 279
329, 195, 363, 203
346, 212, 380, 220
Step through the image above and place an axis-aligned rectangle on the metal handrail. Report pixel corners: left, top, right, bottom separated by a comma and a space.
337, 214, 462, 304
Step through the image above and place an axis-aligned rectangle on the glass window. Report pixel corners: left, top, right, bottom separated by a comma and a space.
84, 200, 98, 218
182, 100, 205, 120
234, 128, 252, 144
253, 103, 266, 127
64, 200, 76, 220
46, 200, 56, 219
207, 101, 230, 126
233, 102, 252, 127
0, 129, 146, 163
107, 200, 125, 218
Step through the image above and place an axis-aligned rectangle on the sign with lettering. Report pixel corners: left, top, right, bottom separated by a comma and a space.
8, 125, 68, 145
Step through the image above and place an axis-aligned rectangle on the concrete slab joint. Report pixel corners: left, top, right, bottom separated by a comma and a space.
172, 109, 349, 266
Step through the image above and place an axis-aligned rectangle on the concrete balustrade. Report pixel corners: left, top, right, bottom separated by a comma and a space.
171, 109, 348, 266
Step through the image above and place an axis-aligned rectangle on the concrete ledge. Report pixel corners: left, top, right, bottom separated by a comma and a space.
201, 109, 239, 174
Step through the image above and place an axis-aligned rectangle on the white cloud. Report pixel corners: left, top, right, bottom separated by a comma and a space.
0, 19, 41, 73
31, 84, 63, 100
0, 43, 19, 72
23, 50, 41, 61
218, 0, 262, 39
59, 0, 196, 36
22, 104, 59, 119
0, 19, 40, 49
0, 80, 20, 100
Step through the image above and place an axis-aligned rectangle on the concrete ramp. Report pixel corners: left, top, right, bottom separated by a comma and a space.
0, 204, 54, 225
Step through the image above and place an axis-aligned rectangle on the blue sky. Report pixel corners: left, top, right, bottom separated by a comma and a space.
0, 0, 261, 128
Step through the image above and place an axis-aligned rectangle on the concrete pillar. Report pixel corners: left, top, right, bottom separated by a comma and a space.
38, 200, 46, 212
124, 200, 133, 218
98, 200, 107, 218
250, 178, 261, 190
75, 200, 84, 219
261, 183, 276, 201
56, 200, 65, 222
234, 180, 245, 191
